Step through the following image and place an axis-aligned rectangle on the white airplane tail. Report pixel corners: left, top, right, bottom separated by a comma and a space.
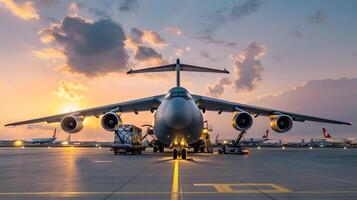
127, 58, 229, 87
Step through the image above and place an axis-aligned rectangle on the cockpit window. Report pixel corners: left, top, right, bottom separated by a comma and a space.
165, 90, 192, 99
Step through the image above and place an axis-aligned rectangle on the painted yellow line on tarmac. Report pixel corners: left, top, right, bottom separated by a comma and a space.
1, 190, 357, 196
194, 183, 291, 193
171, 159, 179, 200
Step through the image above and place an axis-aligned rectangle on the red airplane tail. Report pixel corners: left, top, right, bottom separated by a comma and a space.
263, 130, 269, 140
215, 134, 219, 144
322, 128, 331, 138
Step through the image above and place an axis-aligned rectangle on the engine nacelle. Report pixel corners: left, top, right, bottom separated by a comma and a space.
270, 114, 293, 133
101, 112, 122, 131
232, 112, 253, 131
60, 115, 84, 133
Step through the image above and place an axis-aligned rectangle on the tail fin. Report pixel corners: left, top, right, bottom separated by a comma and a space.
127, 58, 229, 87
263, 130, 269, 139
322, 128, 331, 138
215, 134, 219, 144
52, 128, 56, 138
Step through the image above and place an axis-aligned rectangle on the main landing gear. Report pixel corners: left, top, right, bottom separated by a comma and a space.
172, 148, 187, 160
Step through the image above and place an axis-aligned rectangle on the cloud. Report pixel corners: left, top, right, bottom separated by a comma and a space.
291, 29, 303, 38
32, 47, 65, 60
119, 0, 138, 11
165, 27, 182, 35
130, 27, 167, 48
39, 15, 129, 77
69, 2, 79, 16
88, 8, 108, 18
53, 80, 88, 101
200, 50, 219, 61
309, 8, 327, 23
174, 48, 184, 57
232, 41, 267, 92
0, 0, 39, 20
193, 35, 237, 47
230, 0, 263, 20
125, 27, 167, 65
249, 77, 356, 137
207, 78, 232, 97
134, 46, 167, 65
199, 0, 264, 35
135, 46, 162, 61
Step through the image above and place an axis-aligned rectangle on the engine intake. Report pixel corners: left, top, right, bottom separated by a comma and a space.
270, 114, 293, 133
101, 112, 122, 131
60, 115, 83, 133
232, 112, 253, 131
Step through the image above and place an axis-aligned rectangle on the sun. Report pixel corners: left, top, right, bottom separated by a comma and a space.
60, 104, 81, 114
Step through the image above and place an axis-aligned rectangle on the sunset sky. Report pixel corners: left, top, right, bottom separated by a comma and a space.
0, 0, 356, 142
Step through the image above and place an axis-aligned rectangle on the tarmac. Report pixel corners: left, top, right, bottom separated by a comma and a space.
0, 147, 357, 200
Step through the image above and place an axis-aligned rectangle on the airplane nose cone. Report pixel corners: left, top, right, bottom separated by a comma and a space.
164, 97, 192, 129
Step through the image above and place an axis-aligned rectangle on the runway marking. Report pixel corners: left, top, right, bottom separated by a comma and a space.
193, 183, 291, 193
2, 189, 357, 196
171, 159, 179, 200
92, 160, 113, 163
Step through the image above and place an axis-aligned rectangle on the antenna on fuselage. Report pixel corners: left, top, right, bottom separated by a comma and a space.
127, 58, 230, 87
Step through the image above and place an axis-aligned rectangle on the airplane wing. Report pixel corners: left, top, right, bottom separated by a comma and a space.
5, 94, 165, 126
192, 94, 351, 125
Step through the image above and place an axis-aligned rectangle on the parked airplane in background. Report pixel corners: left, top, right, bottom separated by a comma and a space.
216, 130, 270, 146
242, 130, 270, 146
5, 59, 351, 159
322, 128, 357, 145
31, 128, 57, 144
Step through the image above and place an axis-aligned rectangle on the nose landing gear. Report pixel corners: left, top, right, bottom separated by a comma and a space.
172, 148, 188, 160
181, 148, 187, 160
173, 149, 178, 159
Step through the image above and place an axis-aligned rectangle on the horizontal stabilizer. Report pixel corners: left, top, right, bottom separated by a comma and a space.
127, 64, 176, 74
181, 64, 229, 74
127, 58, 230, 87
127, 59, 229, 74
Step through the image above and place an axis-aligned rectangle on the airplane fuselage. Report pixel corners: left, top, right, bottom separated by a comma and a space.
153, 87, 203, 146
31, 137, 56, 144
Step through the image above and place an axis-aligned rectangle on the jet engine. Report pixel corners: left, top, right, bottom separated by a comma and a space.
101, 112, 122, 131
60, 115, 84, 133
270, 114, 293, 133
232, 112, 253, 131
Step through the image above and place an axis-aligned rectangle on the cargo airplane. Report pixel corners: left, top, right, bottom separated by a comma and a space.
5, 59, 351, 159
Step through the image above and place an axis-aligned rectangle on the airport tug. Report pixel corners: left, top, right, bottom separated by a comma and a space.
218, 130, 249, 155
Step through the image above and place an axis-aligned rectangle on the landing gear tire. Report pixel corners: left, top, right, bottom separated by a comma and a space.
159, 146, 164, 153
182, 149, 187, 160
173, 149, 178, 159
114, 150, 118, 155
153, 146, 158, 153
